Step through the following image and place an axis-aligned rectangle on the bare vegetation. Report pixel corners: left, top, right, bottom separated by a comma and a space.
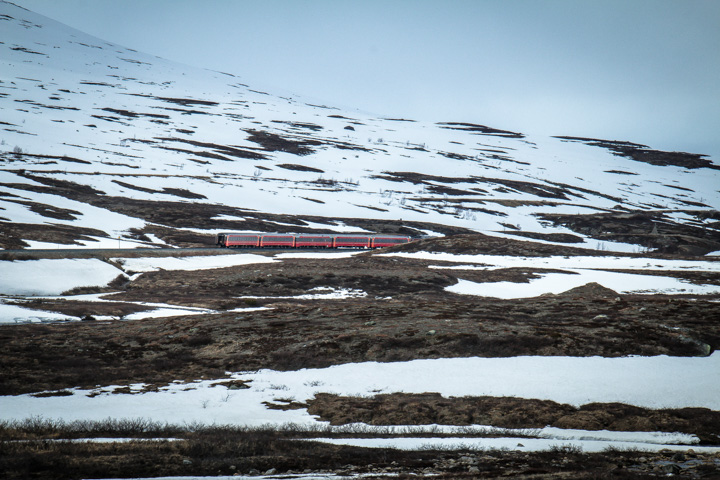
308, 393, 720, 444
2, 245, 718, 396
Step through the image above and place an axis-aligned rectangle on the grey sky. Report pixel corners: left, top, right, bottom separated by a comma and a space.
13, 0, 720, 159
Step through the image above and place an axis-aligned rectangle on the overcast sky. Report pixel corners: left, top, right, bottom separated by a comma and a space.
13, 0, 720, 159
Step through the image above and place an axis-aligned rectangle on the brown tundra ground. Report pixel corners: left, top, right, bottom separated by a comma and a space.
2, 234, 720, 479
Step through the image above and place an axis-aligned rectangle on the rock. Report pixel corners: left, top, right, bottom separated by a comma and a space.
426, 329, 436, 335
672, 452, 686, 462
468, 466, 480, 474
264, 468, 277, 475
558, 282, 619, 298
182, 459, 193, 465
698, 342, 712, 356
592, 314, 609, 321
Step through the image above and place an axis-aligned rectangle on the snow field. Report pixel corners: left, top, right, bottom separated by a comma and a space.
0, 301, 72, 324
0, 258, 123, 296
2, 353, 719, 452
113, 253, 276, 272
447, 272, 720, 298
385, 252, 720, 298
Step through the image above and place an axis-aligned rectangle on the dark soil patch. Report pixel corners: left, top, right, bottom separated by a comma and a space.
100, 107, 170, 120
245, 129, 322, 155
8, 172, 106, 196
475, 176, 571, 199
372, 172, 477, 185
150, 96, 219, 107
271, 120, 323, 131
276, 163, 325, 173
501, 231, 585, 244
308, 392, 720, 444
452, 267, 578, 284
437, 122, 525, 138
2, 199, 81, 220
7, 298, 149, 318
112, 180, 206, 199
2, 152, 91, 164
384, 233, 615, 257
159, 188, 206, 200
426, 184, 476, 196
372, 172, 571, 199
601, 269, 720, 286
556, 136, 718, 170
605, 169, 638, 175
152, 137, 267, 160
0, 222, 108, 249
538, 211, 720, 255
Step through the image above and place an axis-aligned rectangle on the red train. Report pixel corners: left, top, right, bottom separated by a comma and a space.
217, 232, 412, 249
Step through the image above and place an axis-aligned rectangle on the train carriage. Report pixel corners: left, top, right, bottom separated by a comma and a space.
295, 235, 333, 248
218, 233, 260, 248
333, 235, 372, 248
260, 234, 296, 248
371, 236, 412, 248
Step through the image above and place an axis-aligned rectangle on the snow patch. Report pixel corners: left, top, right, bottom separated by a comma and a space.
0, 259, 123, 296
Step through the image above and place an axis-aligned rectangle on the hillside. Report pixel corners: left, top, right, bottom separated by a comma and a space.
1, 1, 719, 255
2, 1, 720, 479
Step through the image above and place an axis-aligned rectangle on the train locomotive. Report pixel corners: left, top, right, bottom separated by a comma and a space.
216, 232, 412, 249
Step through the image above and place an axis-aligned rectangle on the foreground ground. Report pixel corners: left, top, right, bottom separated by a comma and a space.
1, 234, 720, 478
2, 424, 720, 479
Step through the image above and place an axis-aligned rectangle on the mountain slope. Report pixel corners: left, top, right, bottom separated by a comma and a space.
1, 0, 719, 253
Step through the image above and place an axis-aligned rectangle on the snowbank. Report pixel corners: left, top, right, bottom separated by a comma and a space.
113, 253, 275, 272
2, 354, 718, 424
0, 301, 71, 324
0, 259, 123, 296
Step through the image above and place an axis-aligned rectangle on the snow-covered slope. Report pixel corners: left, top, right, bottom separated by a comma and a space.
1, 0, 719, 251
